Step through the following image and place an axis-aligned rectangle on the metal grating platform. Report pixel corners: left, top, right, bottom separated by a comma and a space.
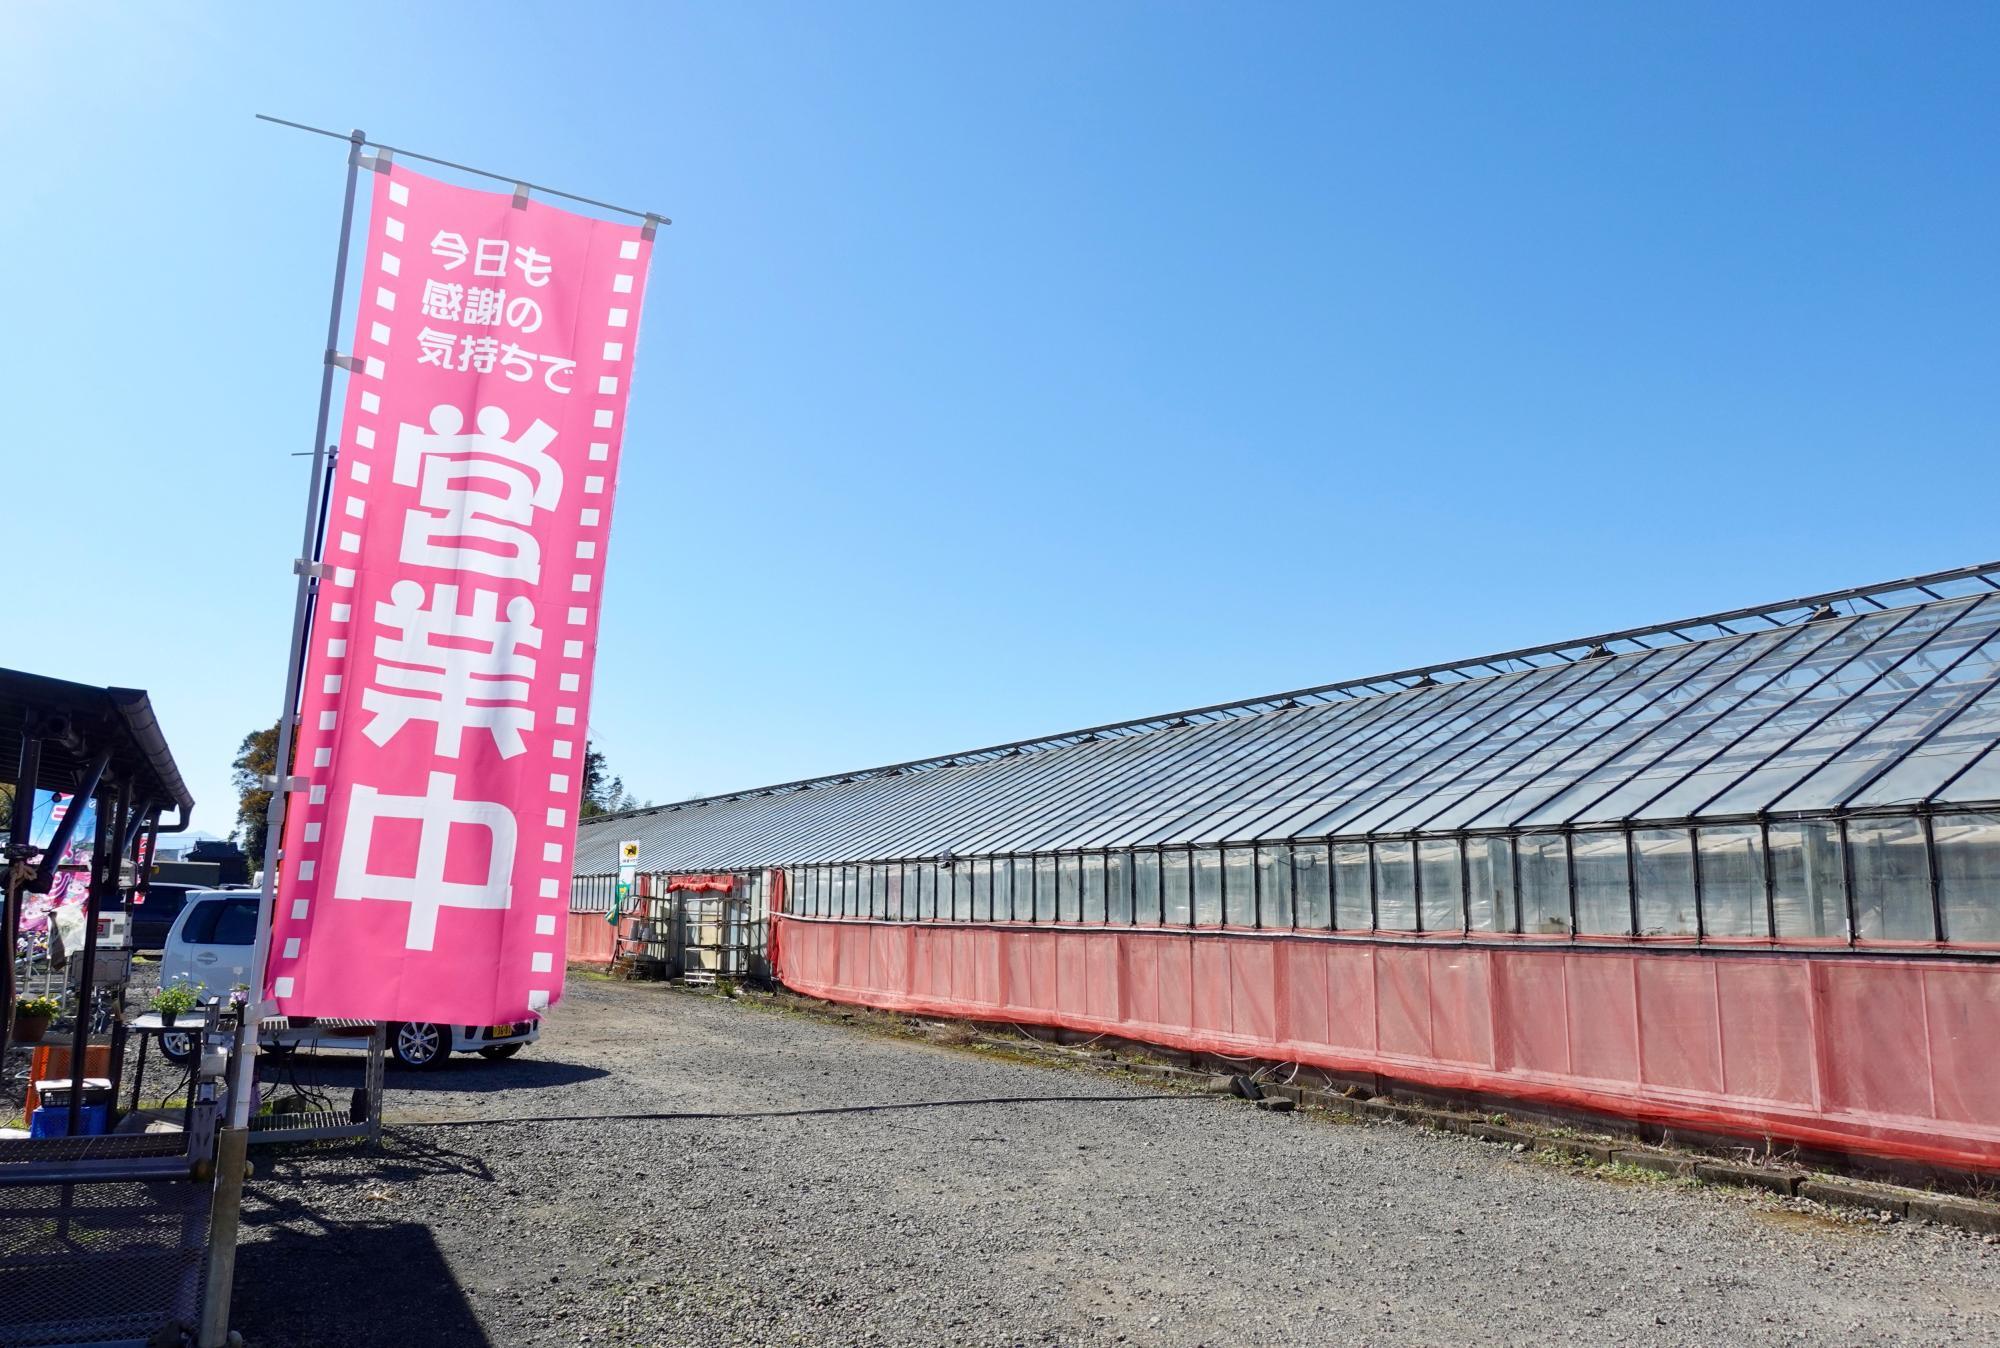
0, 1177, 210, 1346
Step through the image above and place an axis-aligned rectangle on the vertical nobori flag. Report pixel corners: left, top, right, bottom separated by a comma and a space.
268, 163, 653, 1023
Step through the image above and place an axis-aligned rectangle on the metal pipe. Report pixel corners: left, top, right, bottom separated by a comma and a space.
67, 780, 123, 1133
255, 113, 670, 225
2, 734, 45, 1067
1688, 825, 1704, 945
30, 746, 112, 894
1924, 813, 1946, 943
136, 811, 160, 904
1509, 834, 1524, 934
231, 127, 366, 1153
1840, 816, 1858, 946
120, 796, 151, 855
1761, 819, 1780, 941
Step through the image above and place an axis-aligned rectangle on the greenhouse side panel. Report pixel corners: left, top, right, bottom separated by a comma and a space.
775, 917, 2000, 1172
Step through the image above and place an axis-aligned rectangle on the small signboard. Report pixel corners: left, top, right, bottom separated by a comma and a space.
611, 840, 640, 922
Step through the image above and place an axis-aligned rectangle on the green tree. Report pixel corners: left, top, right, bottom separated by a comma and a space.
579, 742, 608, 816
232, 722, 283, 867
579, 740, 638, 817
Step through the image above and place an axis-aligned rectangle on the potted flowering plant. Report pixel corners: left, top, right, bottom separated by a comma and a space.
13, 994, 61, 1044
152, 977, 199, 1027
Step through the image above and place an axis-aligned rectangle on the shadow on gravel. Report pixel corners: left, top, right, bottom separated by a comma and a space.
253, 1131, 497, 1189
386, 1058, 611, 1093
263, 1052, 611, 1093
233, 1214, 491, 1348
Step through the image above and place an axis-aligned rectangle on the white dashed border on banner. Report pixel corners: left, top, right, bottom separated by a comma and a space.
272, 176, 406, 1002
273, 169, 646, 1015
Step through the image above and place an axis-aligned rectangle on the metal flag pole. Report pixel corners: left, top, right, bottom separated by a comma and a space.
237, 125, 366, 1122
255, 114, 671, 228
198, 125, 368, 1348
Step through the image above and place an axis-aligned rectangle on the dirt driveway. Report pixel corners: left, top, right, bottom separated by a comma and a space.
233, 974, 2000, 1347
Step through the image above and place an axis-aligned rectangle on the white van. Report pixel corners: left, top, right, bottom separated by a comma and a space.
158, 890, 540, 1069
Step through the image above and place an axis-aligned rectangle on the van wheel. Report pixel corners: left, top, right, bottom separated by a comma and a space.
391, 1021, 448, 1069
477, 1044, 522, 1061
159, 1031, 196, 1066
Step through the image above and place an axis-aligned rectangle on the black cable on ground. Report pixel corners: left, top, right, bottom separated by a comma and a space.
391, 1091, 1217, 1130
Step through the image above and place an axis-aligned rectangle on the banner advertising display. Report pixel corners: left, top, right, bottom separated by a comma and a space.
267, 163, 653, 1023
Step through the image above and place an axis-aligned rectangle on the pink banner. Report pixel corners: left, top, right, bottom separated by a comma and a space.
267, 163, 653, 1024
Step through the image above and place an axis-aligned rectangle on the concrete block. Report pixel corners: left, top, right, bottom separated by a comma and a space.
1546, 1139, 1616, 1164
1904, 1193, 2000, 1236
1613, 1149, 1696, 1178
1296, 1088, 1365, 1118
1693, 1160, 1799, 1195
1799, 1177, 1911, 1218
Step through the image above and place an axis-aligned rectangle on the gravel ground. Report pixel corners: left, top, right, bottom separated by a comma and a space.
231, 972, 2000, 1348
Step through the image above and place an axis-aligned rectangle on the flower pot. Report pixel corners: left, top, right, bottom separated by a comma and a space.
11, 1012, 51, 1044
158, 1008, 178, 1028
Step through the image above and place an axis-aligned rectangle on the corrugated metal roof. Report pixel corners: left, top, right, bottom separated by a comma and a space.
0, 667, 195, 819
575, 566, 2000, 873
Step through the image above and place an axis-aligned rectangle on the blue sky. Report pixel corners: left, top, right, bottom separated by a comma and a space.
3, 4, 1994, 834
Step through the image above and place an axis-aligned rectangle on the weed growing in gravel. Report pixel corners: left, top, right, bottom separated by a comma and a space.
1531, 1149, 1704, 1191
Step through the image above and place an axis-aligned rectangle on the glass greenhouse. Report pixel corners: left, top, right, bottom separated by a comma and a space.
576, 562, 2000, 953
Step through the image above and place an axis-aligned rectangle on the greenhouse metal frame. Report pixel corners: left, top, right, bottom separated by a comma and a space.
579, 560, 2000, 958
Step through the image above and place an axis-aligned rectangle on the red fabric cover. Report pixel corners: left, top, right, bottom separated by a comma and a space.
666, 874, 736, 894
776, 916, 2000, 1173
565, 910, 622, 964
766, 869, 786, 973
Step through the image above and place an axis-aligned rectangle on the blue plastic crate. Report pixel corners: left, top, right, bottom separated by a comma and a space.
28, 1102, 110, 1137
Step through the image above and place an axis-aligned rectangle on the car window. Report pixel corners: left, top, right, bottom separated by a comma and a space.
179, 896, 220, 940
179, 899, 224, 944
138, 885, 193, 914
211, 898, 261, 946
